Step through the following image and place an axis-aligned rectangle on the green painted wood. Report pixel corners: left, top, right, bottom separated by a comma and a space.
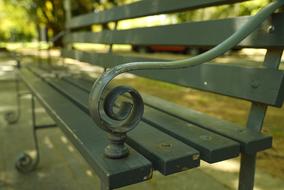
61, 49, 149, 68
64, 13, 284, 49
133, 63, 284, 107
48, 77, 239, 163
19, 69, 153, 189
127, 126, 200, 175
63, 76, 94, 92
67, 0, 250, 29
61, 50, 284, 107
28, 67, 201, 175
141, 94, 273, 154
61, 74, 273, 154
140, 107, 240, 163
29, 68, 243, 163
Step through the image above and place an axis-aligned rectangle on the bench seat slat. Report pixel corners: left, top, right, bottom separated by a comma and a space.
141, 95, 273, 153
67, 0, 250, 29
48, 76, 240, 163
30, 68, 242, 163
64, 13, 284, 49
61, 75, 273, 154
62, 50, 284, 107
19, 69, 152, 189
28, 67, 201, 175
142, 107, 240, 163
63, 76, 93, 92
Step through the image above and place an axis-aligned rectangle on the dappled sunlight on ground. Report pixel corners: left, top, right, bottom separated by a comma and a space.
202, 158, 284, 190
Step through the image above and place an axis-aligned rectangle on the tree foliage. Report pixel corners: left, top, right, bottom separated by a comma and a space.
1, 0, 134, 44
0, 0, 36, 41
0, 0, 273, 44
0, 0, 131, 45
176, 0, 273, 23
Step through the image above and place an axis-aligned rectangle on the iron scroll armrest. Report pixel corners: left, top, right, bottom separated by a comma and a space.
88, 0, 284, 159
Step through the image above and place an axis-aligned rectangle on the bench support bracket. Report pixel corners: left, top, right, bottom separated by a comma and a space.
238, 49, 283, 190
4, 74, 25, 124
15, 94, 57, 173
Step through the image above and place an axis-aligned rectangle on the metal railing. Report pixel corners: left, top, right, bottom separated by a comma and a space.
88, 0, 284, 159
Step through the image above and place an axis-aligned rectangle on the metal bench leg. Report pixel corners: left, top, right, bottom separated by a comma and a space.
4, 60, 26, 124
15, 95, 40, 173
238, 103, 266, 190
238, 49, 282, 190
4, 74, 27, 124
15, 95, 57, 173
238, 153, 256, 190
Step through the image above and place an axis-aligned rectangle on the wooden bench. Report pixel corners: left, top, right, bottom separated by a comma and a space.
9, 0, 284, 189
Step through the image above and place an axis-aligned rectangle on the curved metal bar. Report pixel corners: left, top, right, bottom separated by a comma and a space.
89, 0, 284, 158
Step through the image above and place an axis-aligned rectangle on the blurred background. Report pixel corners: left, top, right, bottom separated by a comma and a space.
0, 0, 283, 190
0, 0, 276, 50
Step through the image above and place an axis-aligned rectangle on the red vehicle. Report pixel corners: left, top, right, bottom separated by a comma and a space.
132, 45, 241, 55
132, 45, 206, 55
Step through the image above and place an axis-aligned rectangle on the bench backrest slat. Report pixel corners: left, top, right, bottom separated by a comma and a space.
62, 49, 284, 106
67, 0, 250, 29
64, 13, 284, 49
63, 0, 284, 107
